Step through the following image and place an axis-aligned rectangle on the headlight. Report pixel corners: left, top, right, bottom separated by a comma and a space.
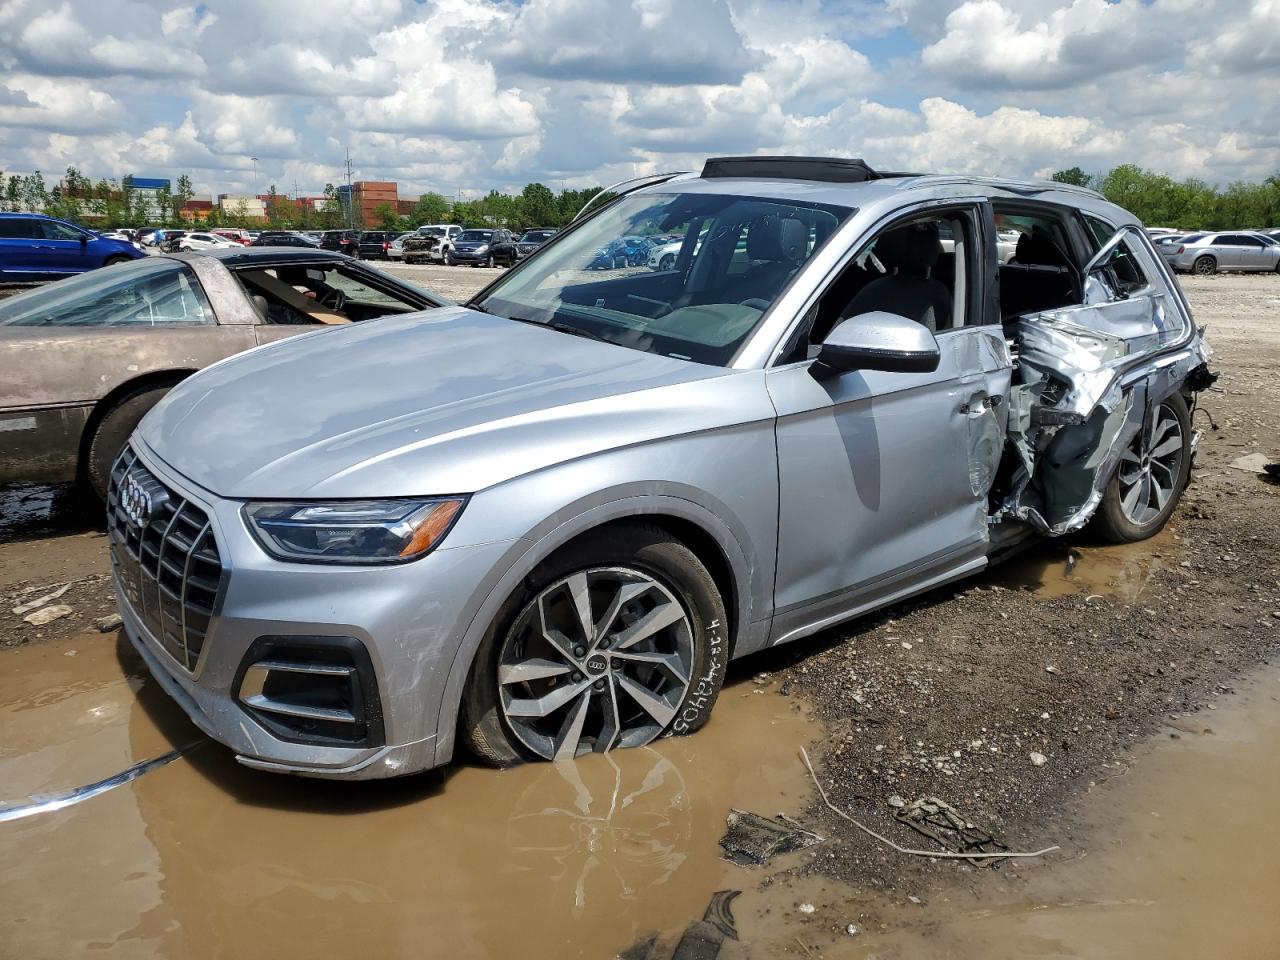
244, 498, 465, 564
474, 244, 489, 253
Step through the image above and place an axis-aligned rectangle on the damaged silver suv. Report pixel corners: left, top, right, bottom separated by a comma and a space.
111, 156, 1213, 779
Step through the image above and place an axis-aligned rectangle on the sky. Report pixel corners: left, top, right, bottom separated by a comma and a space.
0, 0, 1277, 200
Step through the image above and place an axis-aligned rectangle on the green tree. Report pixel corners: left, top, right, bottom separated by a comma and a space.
519, 182, 557, 228
409, 191, 451, 226
1051, 167, 1094, 188
174, 174, 194, 222
373, 201, 403, 230
319, 183, 343, 229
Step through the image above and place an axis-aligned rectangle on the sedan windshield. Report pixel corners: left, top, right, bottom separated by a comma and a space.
457, 231, 493, 242
474, 191, 851, 365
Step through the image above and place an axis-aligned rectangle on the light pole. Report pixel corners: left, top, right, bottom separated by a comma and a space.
251, 157, 259, 196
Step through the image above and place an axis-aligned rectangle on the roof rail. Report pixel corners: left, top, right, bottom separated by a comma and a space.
700, 156, 921, 183
572, 172, 689, 222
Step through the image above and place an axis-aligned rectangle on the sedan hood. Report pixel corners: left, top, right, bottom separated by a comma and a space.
138, 307, 734, 498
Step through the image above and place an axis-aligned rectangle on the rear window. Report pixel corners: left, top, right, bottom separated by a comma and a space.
0, 260, 213, 327
0, 218, 40, 239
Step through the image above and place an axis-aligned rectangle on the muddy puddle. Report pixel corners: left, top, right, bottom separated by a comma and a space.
985, 526, 1182, 601
0, 632, 820, 960
786, 664, 1280, 959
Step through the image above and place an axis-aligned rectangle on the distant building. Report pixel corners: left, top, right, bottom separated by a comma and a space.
216, 194, 267, 220
180, 198, 214, 221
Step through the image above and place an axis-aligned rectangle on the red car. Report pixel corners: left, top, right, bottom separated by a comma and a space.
212, 229, 252, 245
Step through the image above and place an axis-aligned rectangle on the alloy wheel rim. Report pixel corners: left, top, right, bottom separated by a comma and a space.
1117, 401, 1184, 526
498, 567, 694, 761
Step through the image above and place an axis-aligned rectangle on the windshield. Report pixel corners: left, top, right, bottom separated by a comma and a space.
419, 227, 446, 237
520, 231, 555, 243
474, 191, 851, 365
458, 231, 493, 242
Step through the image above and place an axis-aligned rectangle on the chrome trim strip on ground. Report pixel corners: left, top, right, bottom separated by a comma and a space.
0, 740, 205, 823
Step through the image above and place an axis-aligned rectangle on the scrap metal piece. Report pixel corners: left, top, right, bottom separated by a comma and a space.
719, 809, 823, 866
894, 796, 1008, 867
0, 740, 203, 823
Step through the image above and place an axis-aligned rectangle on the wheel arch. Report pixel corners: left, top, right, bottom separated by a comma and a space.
430, 493, 758, 766
77, 368, 194, 479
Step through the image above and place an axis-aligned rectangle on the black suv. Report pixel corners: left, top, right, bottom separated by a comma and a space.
356, 231, 395, 260
320, 230, 358, 256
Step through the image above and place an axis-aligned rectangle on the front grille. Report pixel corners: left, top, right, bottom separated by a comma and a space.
107, 448, 226, 672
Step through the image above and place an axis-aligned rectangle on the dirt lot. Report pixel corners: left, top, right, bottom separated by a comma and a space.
2, 272, 1278, 952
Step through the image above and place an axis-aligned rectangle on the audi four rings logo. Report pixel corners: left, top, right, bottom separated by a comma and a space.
120, 474, 161, 528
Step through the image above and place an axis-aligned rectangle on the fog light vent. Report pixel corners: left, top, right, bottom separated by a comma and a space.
234, 636, 384, 747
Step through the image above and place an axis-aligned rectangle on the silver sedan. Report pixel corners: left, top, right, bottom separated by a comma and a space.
113, 159, 1214, 779
1166, 231, 1280, 274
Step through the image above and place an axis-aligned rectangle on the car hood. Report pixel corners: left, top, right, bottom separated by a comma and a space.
138, 306, 739, 498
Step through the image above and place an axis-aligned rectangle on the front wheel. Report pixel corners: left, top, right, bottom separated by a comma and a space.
1092, 393, 1192, 543
84, 385, 174, 501
462, 524, 728, 766
1193, 256, 1216, 275
660, 254, 675, 271
104, 255, 132, 267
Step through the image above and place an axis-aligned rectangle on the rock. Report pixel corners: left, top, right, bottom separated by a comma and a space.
1045, 665, 1059, 675
1229, 452, 1272, 474
798, 903, 815, 915
12, 583, 72, 616
887, 795, 906, 809
752, 672, 769, 684
845, 924, 859, 936
23, 604, 72, 626
908, 895, 923, 905
1029, 752, 1048, 767
96, 613, 123, 632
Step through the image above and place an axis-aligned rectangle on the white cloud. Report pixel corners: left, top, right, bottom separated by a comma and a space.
0, 0, 1275, 196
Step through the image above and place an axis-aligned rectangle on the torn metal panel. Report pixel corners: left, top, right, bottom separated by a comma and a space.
995, 305, 1211, 536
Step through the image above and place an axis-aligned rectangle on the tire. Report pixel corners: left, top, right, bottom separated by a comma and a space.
462, 523, 729, 767
104, 255, 131, 267
1193, 256, 1216, 275
1091, 392, 1192, 544
660, 254, 675, 271
84, 385, 174, 502
486, 254, 495, 268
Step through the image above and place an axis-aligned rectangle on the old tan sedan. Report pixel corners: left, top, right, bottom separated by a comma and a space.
0, 248, 446, 498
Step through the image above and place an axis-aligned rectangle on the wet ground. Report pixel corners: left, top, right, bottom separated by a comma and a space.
0, 632, 820, 960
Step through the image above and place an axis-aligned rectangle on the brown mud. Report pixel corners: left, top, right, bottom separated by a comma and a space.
0, 633, 819, 960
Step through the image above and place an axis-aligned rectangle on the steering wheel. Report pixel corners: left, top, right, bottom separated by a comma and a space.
319, 287, 346, 312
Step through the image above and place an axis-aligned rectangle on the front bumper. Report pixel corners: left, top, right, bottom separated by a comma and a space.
113, 444, 515, 779
450, 250, 490, 263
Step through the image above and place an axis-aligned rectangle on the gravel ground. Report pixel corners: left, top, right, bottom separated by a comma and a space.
761, 272, 1280, 891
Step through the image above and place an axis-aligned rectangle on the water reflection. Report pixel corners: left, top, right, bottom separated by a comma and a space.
507, 751, 691, 914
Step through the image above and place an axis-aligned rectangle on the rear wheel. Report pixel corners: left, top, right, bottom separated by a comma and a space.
1092, 393, 1192, 543
660, 254, 675, 270
84, 386, 174, 502
462, 524, 728, 766
1193, 255, 1217, 275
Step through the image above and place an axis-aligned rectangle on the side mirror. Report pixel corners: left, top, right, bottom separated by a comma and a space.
816, 311, 941, 374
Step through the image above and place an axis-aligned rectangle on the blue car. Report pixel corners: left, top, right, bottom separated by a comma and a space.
0, 213, 146, 281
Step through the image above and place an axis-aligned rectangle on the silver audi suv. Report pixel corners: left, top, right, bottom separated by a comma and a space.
110, 157, 1213, 779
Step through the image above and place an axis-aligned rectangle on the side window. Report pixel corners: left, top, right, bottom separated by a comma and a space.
797, 210, 972, 357
993, 205, 1082, 321
0, 219, 39, 239
0, 262, 212, 326
41, 221, 85, 241
1083, 215, 1151, 300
